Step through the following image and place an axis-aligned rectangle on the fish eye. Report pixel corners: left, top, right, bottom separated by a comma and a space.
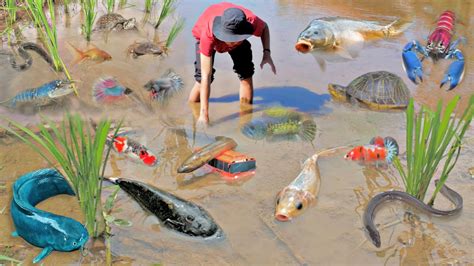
276, 198, 280, 205
296, 202, 303, 210
314, 31, 319, 35
186, 215, 195, 222
73, 241, 77, 246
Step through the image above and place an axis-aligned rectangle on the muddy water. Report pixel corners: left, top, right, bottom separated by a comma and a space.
0, 0, 473, 265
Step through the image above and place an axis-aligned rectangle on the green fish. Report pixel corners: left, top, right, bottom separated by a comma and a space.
241, 107, 317, 142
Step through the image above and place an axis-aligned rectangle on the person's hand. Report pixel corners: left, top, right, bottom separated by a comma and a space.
260, 52, 276, 74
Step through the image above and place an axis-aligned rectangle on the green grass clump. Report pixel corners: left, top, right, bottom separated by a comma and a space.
24, 0, 76, 94
104, 0, 115, 13
81, 0, 97, 42
0, 0, 18, 44
164, 18, 184, 50
0, 113, 121, 238
394, 95, 474, 204
154, 0, 177, 29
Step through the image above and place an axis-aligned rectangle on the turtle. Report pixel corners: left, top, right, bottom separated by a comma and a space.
94, 13, 137, 31
327, 71, 410, 110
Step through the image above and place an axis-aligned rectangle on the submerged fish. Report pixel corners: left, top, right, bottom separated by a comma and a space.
0, 79, 74, 108
107, 129, 158, 166
295, 17, 409, 69
177, 136, 237, 173
143, 70, 184, 103
275, 147, 347, 221
108, 177, 223, 238
92, 77, 133, 103
345, 136, 399, 163
241, 107, 317, 142
11, 168, 89, 264
67, 42, 112, 64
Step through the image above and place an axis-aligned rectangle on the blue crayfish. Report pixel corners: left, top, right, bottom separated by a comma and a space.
1, 79, 74, 108
402, 10, 465, 90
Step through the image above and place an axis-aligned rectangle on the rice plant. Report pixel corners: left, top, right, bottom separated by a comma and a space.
81, 0, 97, 42
1, 0, 19, 44
104, 0, 115, 14
145, 0, 154, 13
24, 0, 75, 93
393, 95, 474, 204
0, 113, 122, 238
164, 17, 184, 50
154, 0, 177, 29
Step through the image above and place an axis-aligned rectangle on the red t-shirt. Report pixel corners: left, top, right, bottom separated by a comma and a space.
192, 2, 266, 56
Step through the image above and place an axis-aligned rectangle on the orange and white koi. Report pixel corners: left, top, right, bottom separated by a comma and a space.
345, 136, 399, 163
108, 133, 158, 166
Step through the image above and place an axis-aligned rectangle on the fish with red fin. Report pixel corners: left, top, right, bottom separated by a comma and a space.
93, 77, 133, 103
108, 130, 158, 166
345, 136, 399, 163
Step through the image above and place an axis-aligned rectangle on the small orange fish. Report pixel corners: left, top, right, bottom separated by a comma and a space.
67, 42, 112, 64
345, 136, 399, 163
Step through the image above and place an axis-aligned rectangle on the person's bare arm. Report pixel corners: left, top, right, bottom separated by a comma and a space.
198, 53, 213, 124
260, 23, 276, 74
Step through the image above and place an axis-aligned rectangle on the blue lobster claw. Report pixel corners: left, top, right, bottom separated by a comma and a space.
402, 41, 426, 84
440, 50, 465, 90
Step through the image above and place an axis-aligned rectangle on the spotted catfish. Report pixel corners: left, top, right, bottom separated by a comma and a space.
0, 80, 74, 108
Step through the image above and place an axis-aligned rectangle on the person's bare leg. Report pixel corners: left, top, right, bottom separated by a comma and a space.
188, 81, 201, 102
239, 77, 253, 104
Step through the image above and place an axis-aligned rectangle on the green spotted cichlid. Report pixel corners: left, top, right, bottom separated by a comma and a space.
241, 107, 317, 142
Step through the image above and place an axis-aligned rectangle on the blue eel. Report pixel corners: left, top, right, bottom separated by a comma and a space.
10, 168, 89, 264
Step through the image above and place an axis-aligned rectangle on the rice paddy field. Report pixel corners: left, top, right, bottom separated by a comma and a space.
0, 0, 473, 265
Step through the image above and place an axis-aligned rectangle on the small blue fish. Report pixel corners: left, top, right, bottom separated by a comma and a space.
92, 77, 132, 102
10, 168, 89, 264
143, 70, 184, 103
1, 80, 74, 108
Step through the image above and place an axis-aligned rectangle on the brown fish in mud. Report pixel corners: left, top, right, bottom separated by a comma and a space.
275, 147, 347, 221
67, 42, 112, 64
295, 17, 410, 69
177, 136, 237, 173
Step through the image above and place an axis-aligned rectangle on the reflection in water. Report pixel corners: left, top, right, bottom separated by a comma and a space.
382, 215, 470, 265
210, 86, 331, 113
353, 166, 401, 218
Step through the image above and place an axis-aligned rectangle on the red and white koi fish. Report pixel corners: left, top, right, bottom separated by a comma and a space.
345, 136, 399, 163
107, 132, 158, 166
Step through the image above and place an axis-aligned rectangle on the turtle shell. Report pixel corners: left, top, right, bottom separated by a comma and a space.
95, 13, 127, 30
345, 71, 410, 109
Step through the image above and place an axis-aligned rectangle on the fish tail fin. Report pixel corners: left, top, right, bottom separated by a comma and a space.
298, 119, 317, 142
92, 77, 122, 102
385, 19, 412, 37
161, 69, 184, 94
67, 42, 85, 65
384, 136, 399, 163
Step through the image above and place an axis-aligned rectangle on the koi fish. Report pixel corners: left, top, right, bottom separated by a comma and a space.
345, 136, 399, 163
92, 77, 133, 103
108, 130, 158, 166
67, 42, 112, 64
275, 147, 346, 222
